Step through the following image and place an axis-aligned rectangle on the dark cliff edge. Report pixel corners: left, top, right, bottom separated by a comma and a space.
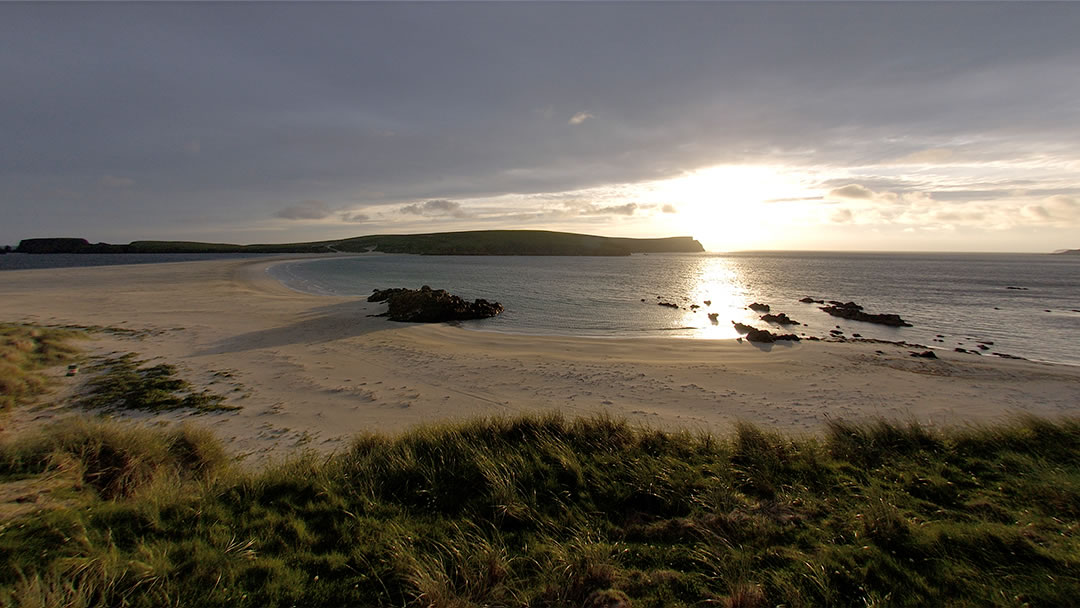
16, 231, 705, 256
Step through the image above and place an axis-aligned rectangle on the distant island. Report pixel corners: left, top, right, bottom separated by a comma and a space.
14, 230, 705, 256
1052, 248, 1080, 255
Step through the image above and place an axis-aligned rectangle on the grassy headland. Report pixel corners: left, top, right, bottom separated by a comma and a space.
1, 414, 1077, 607
14, 231, 705, 256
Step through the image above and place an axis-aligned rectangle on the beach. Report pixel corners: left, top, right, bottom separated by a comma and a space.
2, 255, 1078, 466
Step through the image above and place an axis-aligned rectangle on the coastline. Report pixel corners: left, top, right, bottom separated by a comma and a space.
2, 256, 1078, 466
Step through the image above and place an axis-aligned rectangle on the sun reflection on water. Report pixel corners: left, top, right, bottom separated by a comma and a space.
665, 256, 769, 340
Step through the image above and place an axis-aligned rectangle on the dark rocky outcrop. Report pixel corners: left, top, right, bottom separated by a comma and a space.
732, 321, 799, 343
370, 286, 503, 322
658, 302, 679, 309
910, 350, 938, 359
799, 296, 825, 304
748, 302, 770, 312
760, 312, 800, 326
819, 301, 912, 327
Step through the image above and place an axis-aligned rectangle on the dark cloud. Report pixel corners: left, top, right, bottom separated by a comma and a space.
276, 200, 331, 220
400, 199, 468, 218
1, 2, 1078, 247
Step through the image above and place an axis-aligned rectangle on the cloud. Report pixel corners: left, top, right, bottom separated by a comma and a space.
1021, 195, 1079, 226
828, 184, 875, 200
99, 175, 134, 188
890, 148, 955, 164
275, 200, 332, 220
662, 204, 677, 214
830, 208, 854, 223
340, 212, 370, 223
568, 111, 593, 125
400, 199, 468, 218
560, 200, 639, 216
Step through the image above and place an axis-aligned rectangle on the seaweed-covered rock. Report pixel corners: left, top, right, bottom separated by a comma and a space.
372, 286, 503, 322
820, 301, 912, 327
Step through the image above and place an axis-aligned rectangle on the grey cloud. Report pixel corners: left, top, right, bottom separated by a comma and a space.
828, 184, 875, 200
340, 212, 370, 223
276, 200, 331, 220
400, 199, 468, 218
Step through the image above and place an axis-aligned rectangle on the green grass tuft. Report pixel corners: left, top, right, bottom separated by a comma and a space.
78, 353, 237, 413
0, 323, 82, 411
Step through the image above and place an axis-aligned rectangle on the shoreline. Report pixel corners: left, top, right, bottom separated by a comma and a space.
1, 255, 1078, 466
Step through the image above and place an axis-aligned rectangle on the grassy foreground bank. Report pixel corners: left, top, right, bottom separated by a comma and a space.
1, 413, 1077, 607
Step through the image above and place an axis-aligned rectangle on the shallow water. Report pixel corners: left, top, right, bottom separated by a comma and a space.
269, 252, 1080, 366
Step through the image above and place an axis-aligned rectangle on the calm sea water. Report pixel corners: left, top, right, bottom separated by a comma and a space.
269, 252, 1080, 366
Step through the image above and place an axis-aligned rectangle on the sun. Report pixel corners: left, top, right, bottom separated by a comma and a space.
646, 165, 813, 251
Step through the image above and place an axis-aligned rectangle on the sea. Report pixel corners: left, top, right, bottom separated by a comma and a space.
268, 252, 1080, 367
3, 251, 1077, 366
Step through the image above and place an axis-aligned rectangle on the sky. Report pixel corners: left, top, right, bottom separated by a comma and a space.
2, 2, 1079, 253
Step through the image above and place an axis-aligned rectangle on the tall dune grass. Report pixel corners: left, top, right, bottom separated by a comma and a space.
2, 413, 1077, 607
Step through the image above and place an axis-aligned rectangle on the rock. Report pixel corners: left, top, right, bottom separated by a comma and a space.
760, 312, 800, 325
994, 352, 1025, 360
799, 296, 824, 304
819, 301, 912, 327
707, 313, 719, 324
910, 350, 937, 359
748, 302, 770, 312
852, 333, 862, 338
1005, 286, 1029, 290
977, 340, 994, 345
373, 286, 504, 322
955, 347, 968, 353
733, 321, 798, 343
829, 329, 844, 336
732, 322, 756, 334
658, 301, 679, 309
690, 304, 700, 309
640, 298, 646, 302
368, 288, 412, 302
703, 300, 712, 306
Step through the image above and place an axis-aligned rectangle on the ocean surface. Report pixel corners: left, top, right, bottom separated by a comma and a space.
269, 252, 1080, 366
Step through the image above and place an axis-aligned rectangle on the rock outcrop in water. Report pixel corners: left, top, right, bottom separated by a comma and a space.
369, 286, 503, 323
748, 302, 770, 312
819, 301, 912, 327
732, 322, 799, 343
761, 312, 800, 325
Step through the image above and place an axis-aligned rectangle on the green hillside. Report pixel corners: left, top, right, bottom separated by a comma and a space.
15, 231, 705, 256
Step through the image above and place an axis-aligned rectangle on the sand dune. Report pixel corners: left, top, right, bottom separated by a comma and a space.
2, 256, 1078, 466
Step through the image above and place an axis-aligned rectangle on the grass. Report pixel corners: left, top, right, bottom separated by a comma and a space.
77, 353, 237, 414
1, 413, 1077, 607
0, 323, 82, 411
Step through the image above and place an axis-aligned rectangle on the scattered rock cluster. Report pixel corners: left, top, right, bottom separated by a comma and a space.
369, 286, 504, 323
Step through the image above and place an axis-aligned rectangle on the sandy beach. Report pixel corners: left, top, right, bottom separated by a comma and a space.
2, 255, 1078, 465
